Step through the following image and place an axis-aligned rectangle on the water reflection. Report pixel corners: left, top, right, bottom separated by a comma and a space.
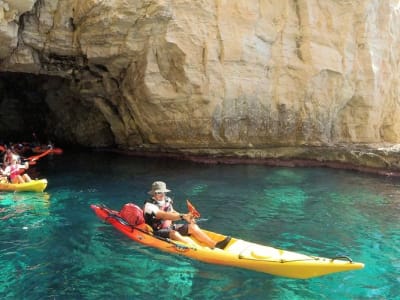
0, 192, 50, 220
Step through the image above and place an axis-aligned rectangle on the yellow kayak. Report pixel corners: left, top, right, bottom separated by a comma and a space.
91, 204, 364, 279
0, 179, 48, 192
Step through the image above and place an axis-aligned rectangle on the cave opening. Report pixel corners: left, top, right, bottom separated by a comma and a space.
0, 72, 59, 145
0, 71, 117, 149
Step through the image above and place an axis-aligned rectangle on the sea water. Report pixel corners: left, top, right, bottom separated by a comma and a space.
0, 151, 399, 299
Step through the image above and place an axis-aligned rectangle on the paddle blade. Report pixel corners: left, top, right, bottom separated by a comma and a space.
186, 200, 201, 218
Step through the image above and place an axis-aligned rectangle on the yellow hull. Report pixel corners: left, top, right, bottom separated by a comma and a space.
189, 230, 364, 279
0, 179, 48, 192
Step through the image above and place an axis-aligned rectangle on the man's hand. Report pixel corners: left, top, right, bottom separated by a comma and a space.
183, 212, 195, 224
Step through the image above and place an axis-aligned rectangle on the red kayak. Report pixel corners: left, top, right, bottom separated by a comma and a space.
32, 146, 63, 155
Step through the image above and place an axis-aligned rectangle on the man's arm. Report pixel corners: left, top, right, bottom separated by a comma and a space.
156, 210, 193, 223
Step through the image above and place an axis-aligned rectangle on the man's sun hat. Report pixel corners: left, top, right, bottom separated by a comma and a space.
148, 181, 171, 194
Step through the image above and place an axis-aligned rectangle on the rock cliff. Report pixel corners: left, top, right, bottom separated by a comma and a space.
1, 0, 400, 173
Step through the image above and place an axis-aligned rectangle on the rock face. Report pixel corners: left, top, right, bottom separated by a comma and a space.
1, 0, 400, 171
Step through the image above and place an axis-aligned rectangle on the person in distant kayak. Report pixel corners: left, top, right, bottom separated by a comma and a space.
144, 181, 231, 249
2, 148, 21, 167
1, 158, 31, 184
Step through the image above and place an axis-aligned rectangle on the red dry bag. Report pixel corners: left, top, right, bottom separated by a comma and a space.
119, 203, 145, 226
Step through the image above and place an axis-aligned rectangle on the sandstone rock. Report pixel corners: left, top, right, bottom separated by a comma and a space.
0, 0, 400, 172
0, 0, 35, 59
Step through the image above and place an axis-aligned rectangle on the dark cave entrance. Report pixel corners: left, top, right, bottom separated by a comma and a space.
0, 72, 56, 144
0, 71, 116, 148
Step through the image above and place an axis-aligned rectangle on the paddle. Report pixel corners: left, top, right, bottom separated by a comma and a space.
186, 199, 200, 218
101, 205, 195, 251
27, 148, 52, 165
186, 199, 210, 223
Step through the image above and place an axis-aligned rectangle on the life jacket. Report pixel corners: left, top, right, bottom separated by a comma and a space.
9, 165, 20, 180
144, 197, 173, 230
119, 203, 145, 226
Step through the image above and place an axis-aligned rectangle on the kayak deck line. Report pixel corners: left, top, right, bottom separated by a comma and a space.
237, 254, 354, 264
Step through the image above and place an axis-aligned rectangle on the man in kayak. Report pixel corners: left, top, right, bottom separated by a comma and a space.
144, 181, 231, 249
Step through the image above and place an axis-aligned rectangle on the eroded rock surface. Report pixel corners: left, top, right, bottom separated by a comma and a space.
1, 0, 400, 171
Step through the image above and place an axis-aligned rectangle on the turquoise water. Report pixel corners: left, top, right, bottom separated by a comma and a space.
0, 151, 399, 299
